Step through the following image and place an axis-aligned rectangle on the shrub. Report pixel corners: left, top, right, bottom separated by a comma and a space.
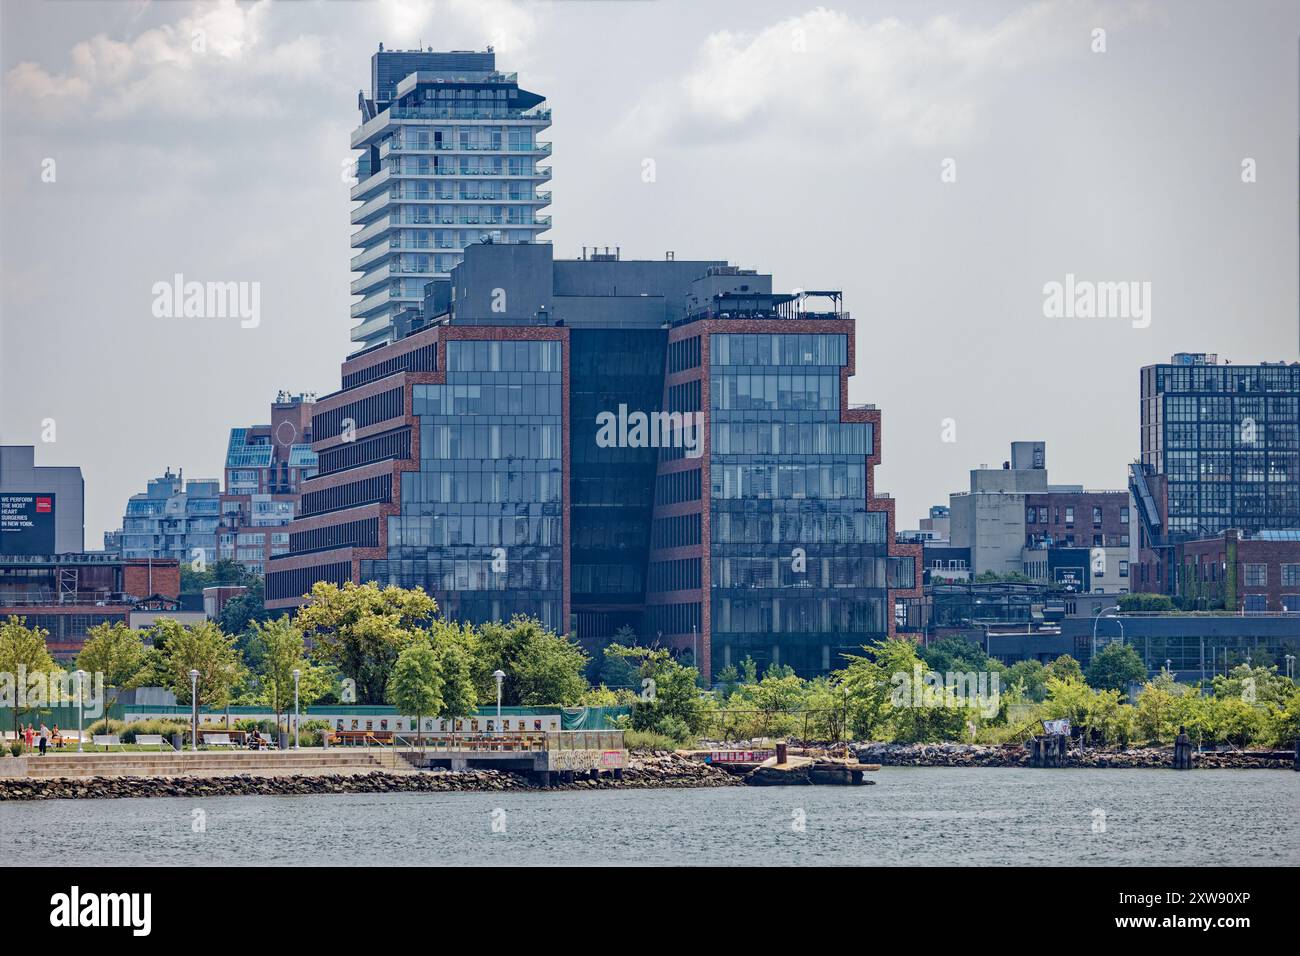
86, 718, 125, 737
118, 719, 189, 744
624, 729, 686, 751
297, 719, 330, 748
1117, 593, 1174, 612
8, 742, 22, 757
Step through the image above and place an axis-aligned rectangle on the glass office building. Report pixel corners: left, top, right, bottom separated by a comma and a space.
708, 332, 895, 674
269, 241, 920, 678
569, 329, 666, 640
359, 340, 564, 631
1139, 353, 1300, 538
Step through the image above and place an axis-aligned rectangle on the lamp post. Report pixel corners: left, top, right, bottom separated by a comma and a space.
1286, 654, 1296, 681
74, 669, 86, 753
841, 685, 849, 746
189, 669, 199, 752
292, 668, 301, 749
492, 669, 505, 722
1091, 605, 1121, 662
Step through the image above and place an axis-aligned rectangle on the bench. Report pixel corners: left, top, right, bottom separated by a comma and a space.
91, 734, 123, 751
328, 730, 392, 747
202, 733, 238, 748
134, 734, 173, 752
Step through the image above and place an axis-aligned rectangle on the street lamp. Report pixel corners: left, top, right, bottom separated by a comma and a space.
492, 669, 506, 722
292, 668, 301, 750
1285, 654, 1296, 681
1092, 605, 1122, 662
189, 669, 199, 752
74, 669, 86, 753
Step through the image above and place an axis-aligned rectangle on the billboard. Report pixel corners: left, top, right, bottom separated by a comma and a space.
0, 492, 56, 555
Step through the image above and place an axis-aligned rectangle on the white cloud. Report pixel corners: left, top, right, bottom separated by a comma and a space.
375, 0, 544, 58
624, 2, 1152, 150
4, 0, 323, 122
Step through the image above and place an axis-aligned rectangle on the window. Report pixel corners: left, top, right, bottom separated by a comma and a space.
1243, 594, 1268, 612
1243, 563, 1268, 588
1281, 564, 1300, 587
1092, 507, 1103, 527
1065, 507, 1074, 527
1120, 507, 1130, 524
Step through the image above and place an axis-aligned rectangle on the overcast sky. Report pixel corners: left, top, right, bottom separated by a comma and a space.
2, 0, 1298, 547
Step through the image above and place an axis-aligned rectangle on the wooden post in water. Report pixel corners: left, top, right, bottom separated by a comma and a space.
1030, 736, 1048, 768
1173, 726, 1193, 770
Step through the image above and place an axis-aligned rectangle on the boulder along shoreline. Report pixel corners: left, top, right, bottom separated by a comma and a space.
0, 751, 742, 802
849, 742, 1297, 769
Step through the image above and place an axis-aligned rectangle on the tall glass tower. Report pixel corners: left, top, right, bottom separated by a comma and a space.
349, 47, 552, 350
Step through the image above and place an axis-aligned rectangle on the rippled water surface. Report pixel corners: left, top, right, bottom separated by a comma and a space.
2, 768, 1296, 866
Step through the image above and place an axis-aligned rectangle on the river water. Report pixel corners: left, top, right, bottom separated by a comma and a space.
2, 768, 1296, 866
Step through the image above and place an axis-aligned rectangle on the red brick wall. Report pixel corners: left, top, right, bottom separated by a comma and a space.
123, 560, 180, 600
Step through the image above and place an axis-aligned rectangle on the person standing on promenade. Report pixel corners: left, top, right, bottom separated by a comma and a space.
23, 724, 34, 751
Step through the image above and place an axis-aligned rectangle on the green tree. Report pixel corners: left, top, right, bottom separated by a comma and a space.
1003, 659, 1048, 702
0, 616, 57, 740
1208, 695, 1265, 748
730, 667, 806, 736
1045, 654, 1084, 683
607, 644, 708, 742
1267, 689, 1300, 748
594, 637, 641, 692
1042, 676, 1097, 740
1211, 663, 1293, 708
802, 678, 851, 743
294, 581, 438, 704
386, 644, 444, 736
1134, 677, 1179, 744
474, 616, 588, 706
75, 621, 148, 709
180, 559, 259, 595
838, 640, 910, 741
837, 637, 978, 743
1085, 642, 1147, 693
250, 617, 329, 732
918, 635, 997, 676
427, 621, 478, 724
217, 578, 275, 636
154, 619, 244, 714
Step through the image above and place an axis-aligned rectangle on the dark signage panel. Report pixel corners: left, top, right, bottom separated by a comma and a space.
0, 492, 56, 555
